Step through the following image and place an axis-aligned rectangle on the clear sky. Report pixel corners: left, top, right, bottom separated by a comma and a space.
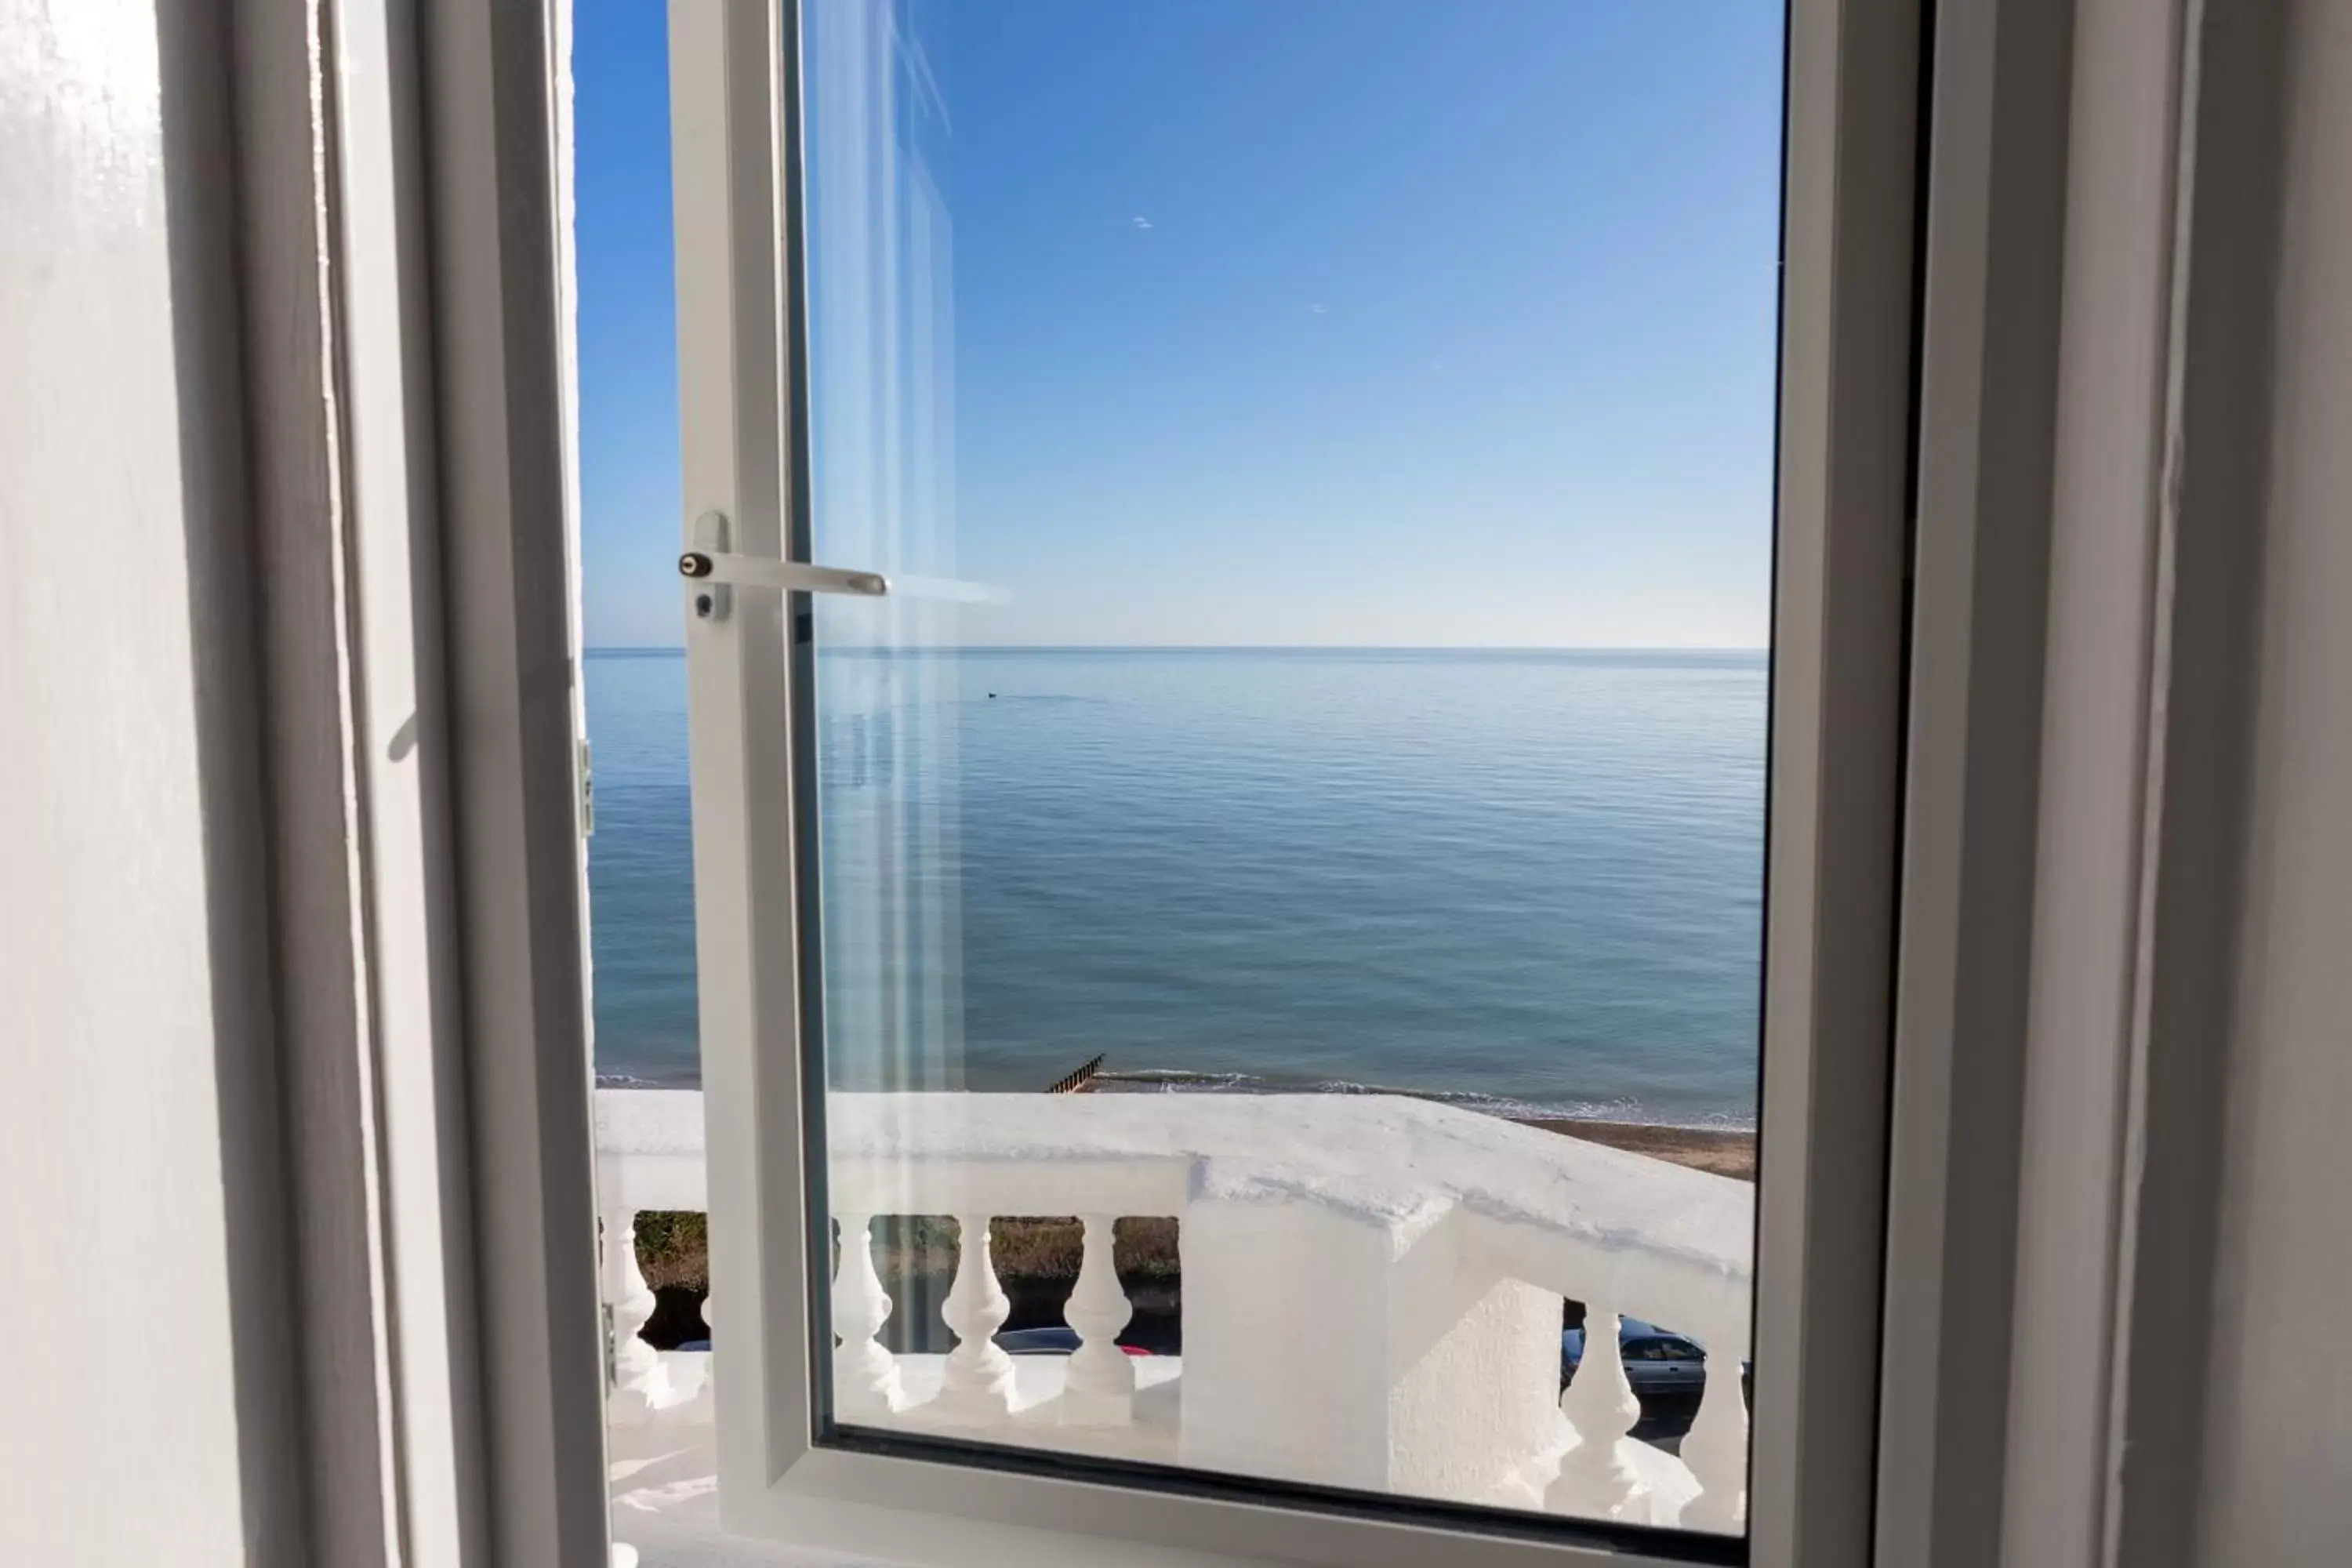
575, 1, 1784, 649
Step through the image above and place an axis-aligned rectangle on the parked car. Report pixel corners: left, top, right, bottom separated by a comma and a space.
993, 1325, 1152, 1357
1559, 1316, 1711, 1398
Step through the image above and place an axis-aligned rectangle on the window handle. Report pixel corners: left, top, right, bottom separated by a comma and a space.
682, 510, 1004, 622
679, 550, 887, 599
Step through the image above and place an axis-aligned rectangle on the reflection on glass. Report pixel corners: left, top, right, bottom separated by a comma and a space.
799, 0, 1776, 1537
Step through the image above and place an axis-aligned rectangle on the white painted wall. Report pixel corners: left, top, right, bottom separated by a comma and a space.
0, 2, 259, 1561
2196, 5, 2352, 1563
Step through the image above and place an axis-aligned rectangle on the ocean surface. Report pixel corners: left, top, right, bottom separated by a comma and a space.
586, 647, 1765, 1128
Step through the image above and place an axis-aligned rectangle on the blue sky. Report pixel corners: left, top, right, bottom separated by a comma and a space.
575, 1, 1784, 648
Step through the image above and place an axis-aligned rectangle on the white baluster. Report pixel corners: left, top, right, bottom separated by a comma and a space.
598, 1207, 630, 1309
934, 1213, 1015, 1421
681, 1284, 716, 1417
1060, 1214, 1135, 1425
1548, 1310, 1648, 1519
1679, 1341, 1750, 1533
831, 1212, 903, 1417
604, 1212, 670, 1425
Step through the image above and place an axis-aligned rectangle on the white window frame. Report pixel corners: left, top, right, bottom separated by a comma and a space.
28, 0, 2283, 1560
667, 2, 1925, 1564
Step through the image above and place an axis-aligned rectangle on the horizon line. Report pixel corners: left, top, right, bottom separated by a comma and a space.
582, 642, 1771, 655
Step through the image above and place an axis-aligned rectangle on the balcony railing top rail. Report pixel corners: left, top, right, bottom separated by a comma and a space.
597, 1088, 1754, 1343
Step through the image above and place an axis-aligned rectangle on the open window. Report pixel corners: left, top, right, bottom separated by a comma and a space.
596, 0, 1922, 1563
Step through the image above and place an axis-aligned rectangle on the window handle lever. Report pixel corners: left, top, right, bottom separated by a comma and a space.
680, 550, 887, 598
681, 511, 1003, 622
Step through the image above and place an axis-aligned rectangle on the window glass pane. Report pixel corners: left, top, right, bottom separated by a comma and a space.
589, 0, 1780, 1548
800, 0, 1776, 1538
794, 1, 1777, 1541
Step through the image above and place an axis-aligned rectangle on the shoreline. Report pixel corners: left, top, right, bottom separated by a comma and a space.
1523, 1117, 1757, 1181
598, 1072, 1762, 1145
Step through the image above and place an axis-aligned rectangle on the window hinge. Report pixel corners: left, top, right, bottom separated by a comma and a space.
578, 737, 594, 838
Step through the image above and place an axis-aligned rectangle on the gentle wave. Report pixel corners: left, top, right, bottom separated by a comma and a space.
598, 1064, 1757, 1134
1089, 1067, 1758, 1133
594, 1069, 699, 1090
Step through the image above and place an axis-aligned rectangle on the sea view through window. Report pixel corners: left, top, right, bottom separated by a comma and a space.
586, 0, 1782, 1544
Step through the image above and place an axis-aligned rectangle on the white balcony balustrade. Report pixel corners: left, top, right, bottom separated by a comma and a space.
595, 1089, 1753, 1537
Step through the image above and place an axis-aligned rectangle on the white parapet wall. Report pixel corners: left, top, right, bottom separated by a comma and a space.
593, 1088, 1754, 1531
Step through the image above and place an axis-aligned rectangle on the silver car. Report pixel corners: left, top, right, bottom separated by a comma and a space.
1559, 1316, 1711, 1398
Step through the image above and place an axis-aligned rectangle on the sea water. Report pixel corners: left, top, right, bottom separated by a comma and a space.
586, 647, 1764, 1128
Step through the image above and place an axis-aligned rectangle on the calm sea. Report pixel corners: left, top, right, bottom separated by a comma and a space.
585, 647, 1765, 1128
